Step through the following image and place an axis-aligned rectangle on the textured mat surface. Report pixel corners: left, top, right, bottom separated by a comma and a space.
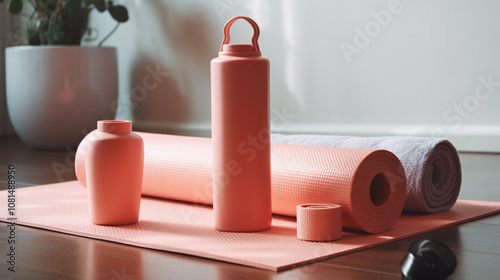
76, 132, 407, 233
271, 134, 461, 213
1, 181, 499, 271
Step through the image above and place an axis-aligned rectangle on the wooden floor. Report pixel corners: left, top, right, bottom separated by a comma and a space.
0, 136, 499, 280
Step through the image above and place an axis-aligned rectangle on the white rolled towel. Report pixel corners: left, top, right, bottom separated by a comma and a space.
271, 134, 462, 213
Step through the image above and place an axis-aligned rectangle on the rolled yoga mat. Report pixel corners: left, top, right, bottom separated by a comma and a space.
271, 134, 462, 213
75, 132, 406, 233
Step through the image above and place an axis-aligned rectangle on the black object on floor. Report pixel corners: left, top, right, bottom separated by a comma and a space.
401, 239, 457, 280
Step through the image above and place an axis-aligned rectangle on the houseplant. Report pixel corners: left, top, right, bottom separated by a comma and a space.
2, 0, 129, 148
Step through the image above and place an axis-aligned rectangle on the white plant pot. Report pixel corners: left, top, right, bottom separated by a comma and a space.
5, 46, 118, 148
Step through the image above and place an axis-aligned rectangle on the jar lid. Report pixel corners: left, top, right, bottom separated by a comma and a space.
97, 120, 132, 134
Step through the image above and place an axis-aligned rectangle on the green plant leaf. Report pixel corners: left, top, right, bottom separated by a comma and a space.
108, 5, 128, 23
95, 0, 105, 12
8, 0, 23, 14
86, 0, 106, 12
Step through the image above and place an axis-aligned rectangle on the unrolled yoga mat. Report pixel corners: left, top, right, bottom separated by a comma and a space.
76, 132, 406, 233
1, 182, 499, 271
271, 134, 462, 214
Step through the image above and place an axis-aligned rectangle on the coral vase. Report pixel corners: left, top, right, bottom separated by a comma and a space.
84, 120, 144, 225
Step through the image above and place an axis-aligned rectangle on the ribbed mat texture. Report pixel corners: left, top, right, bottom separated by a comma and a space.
1, 182, 499, 271
296, 204, 342, 241
76, 132, 406, 233
271, 134, 461, 213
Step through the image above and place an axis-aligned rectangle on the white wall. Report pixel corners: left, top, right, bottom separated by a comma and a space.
87, 0, 500, 152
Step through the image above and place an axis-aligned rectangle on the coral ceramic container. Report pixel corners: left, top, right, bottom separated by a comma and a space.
84, 120, 144, 225
211, 16, 272, 232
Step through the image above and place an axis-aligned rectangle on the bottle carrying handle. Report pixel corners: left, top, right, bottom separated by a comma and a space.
220, 16, 260, 53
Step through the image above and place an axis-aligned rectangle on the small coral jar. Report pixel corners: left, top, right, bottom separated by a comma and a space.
85, 120, 144, 225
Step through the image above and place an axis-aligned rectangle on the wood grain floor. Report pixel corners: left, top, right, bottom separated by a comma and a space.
0, 136, 499, 280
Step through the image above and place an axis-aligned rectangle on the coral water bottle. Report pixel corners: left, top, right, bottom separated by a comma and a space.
211, 16, 272, 232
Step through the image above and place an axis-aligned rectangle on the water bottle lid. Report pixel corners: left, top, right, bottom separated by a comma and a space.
222, 44, 254, 52
220, 16, 261, 54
